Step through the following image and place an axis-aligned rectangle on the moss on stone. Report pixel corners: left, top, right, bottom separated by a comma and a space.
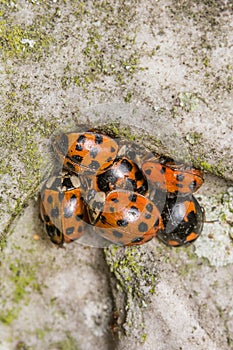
0, 255, 41, 325
199, 159, 226, 177
0, 307, 20, 325
9, 259, 40, 303
104, 245, 159, 341
186, 132, 203, 145
0, 20, 51, 61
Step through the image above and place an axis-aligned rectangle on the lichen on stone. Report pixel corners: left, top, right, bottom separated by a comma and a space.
104, 244, 159, 342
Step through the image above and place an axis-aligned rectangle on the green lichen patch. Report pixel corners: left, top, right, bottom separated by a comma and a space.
104, 245, 159, 342
0, 20, 52, 61
198, 159, 227, 178
9, 259, 41, 304
0, 258, 40, 325
186, 132, 203, 145
0, 307, 20, 325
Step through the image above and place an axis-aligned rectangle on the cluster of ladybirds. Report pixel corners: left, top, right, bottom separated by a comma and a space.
39, 129, 205, 247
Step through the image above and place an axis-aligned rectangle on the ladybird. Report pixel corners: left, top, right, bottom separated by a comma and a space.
95, 156, 148, 195
157, 195, 204, 247
142, 157, 204, 195
39, 171, 88, 245
85, 189, 164, 246
52, 132, 119, 174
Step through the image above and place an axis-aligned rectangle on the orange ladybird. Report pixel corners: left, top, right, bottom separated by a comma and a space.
86, 189, 164, 246
142, 158, 204, 195
39, 171, 88, 245
52, 132, 119, 174
157, 195, 204, 246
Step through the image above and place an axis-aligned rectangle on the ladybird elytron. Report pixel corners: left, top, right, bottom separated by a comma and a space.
95, 156, 148, 195
157, 195, 204, 247
52, 132, 119, 174
39, 171, 88, 245
142, 157, 204, 195
86, 189, 164, 246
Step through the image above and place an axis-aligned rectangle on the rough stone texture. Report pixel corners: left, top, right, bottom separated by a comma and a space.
0, 1, 232, 349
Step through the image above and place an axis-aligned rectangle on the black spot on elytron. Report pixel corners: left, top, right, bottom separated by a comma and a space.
75, 144, 83, 151
119, 158, 133, 173
110, 146, 116, 153
138, 222, 148, 233
95, 134, 103, 144
176, 183, 184, 188
44, 215, 50, 223
189, 180, 197, 191
77, 134, 86, 144
131, 236, 144, 243
75, 214, 83, 221
145, 213, 151, 220
51, 177, 62, 189
112, 230, 123, 238
100, 215, 107, 224
89, 160, 101, 170
135, 170, 143, 181
50, 207, 59, 218
117, 219, 129, 227
71, 155, 83, 164
66, 162, 75, 171
66, 226, 75, 235
160, 166, 166, 174
128, 193, 137, 202
106, 156, 113, 162
90, 147, 99, 158
111, 197, 119, 203
47, 195, 53, 204
145, 168, 151, 175
109, 207, 115, 213
58, 191, 65, 202
146, 203, 153, 213
176, 173, 185, 182
78, 225, 83, 233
